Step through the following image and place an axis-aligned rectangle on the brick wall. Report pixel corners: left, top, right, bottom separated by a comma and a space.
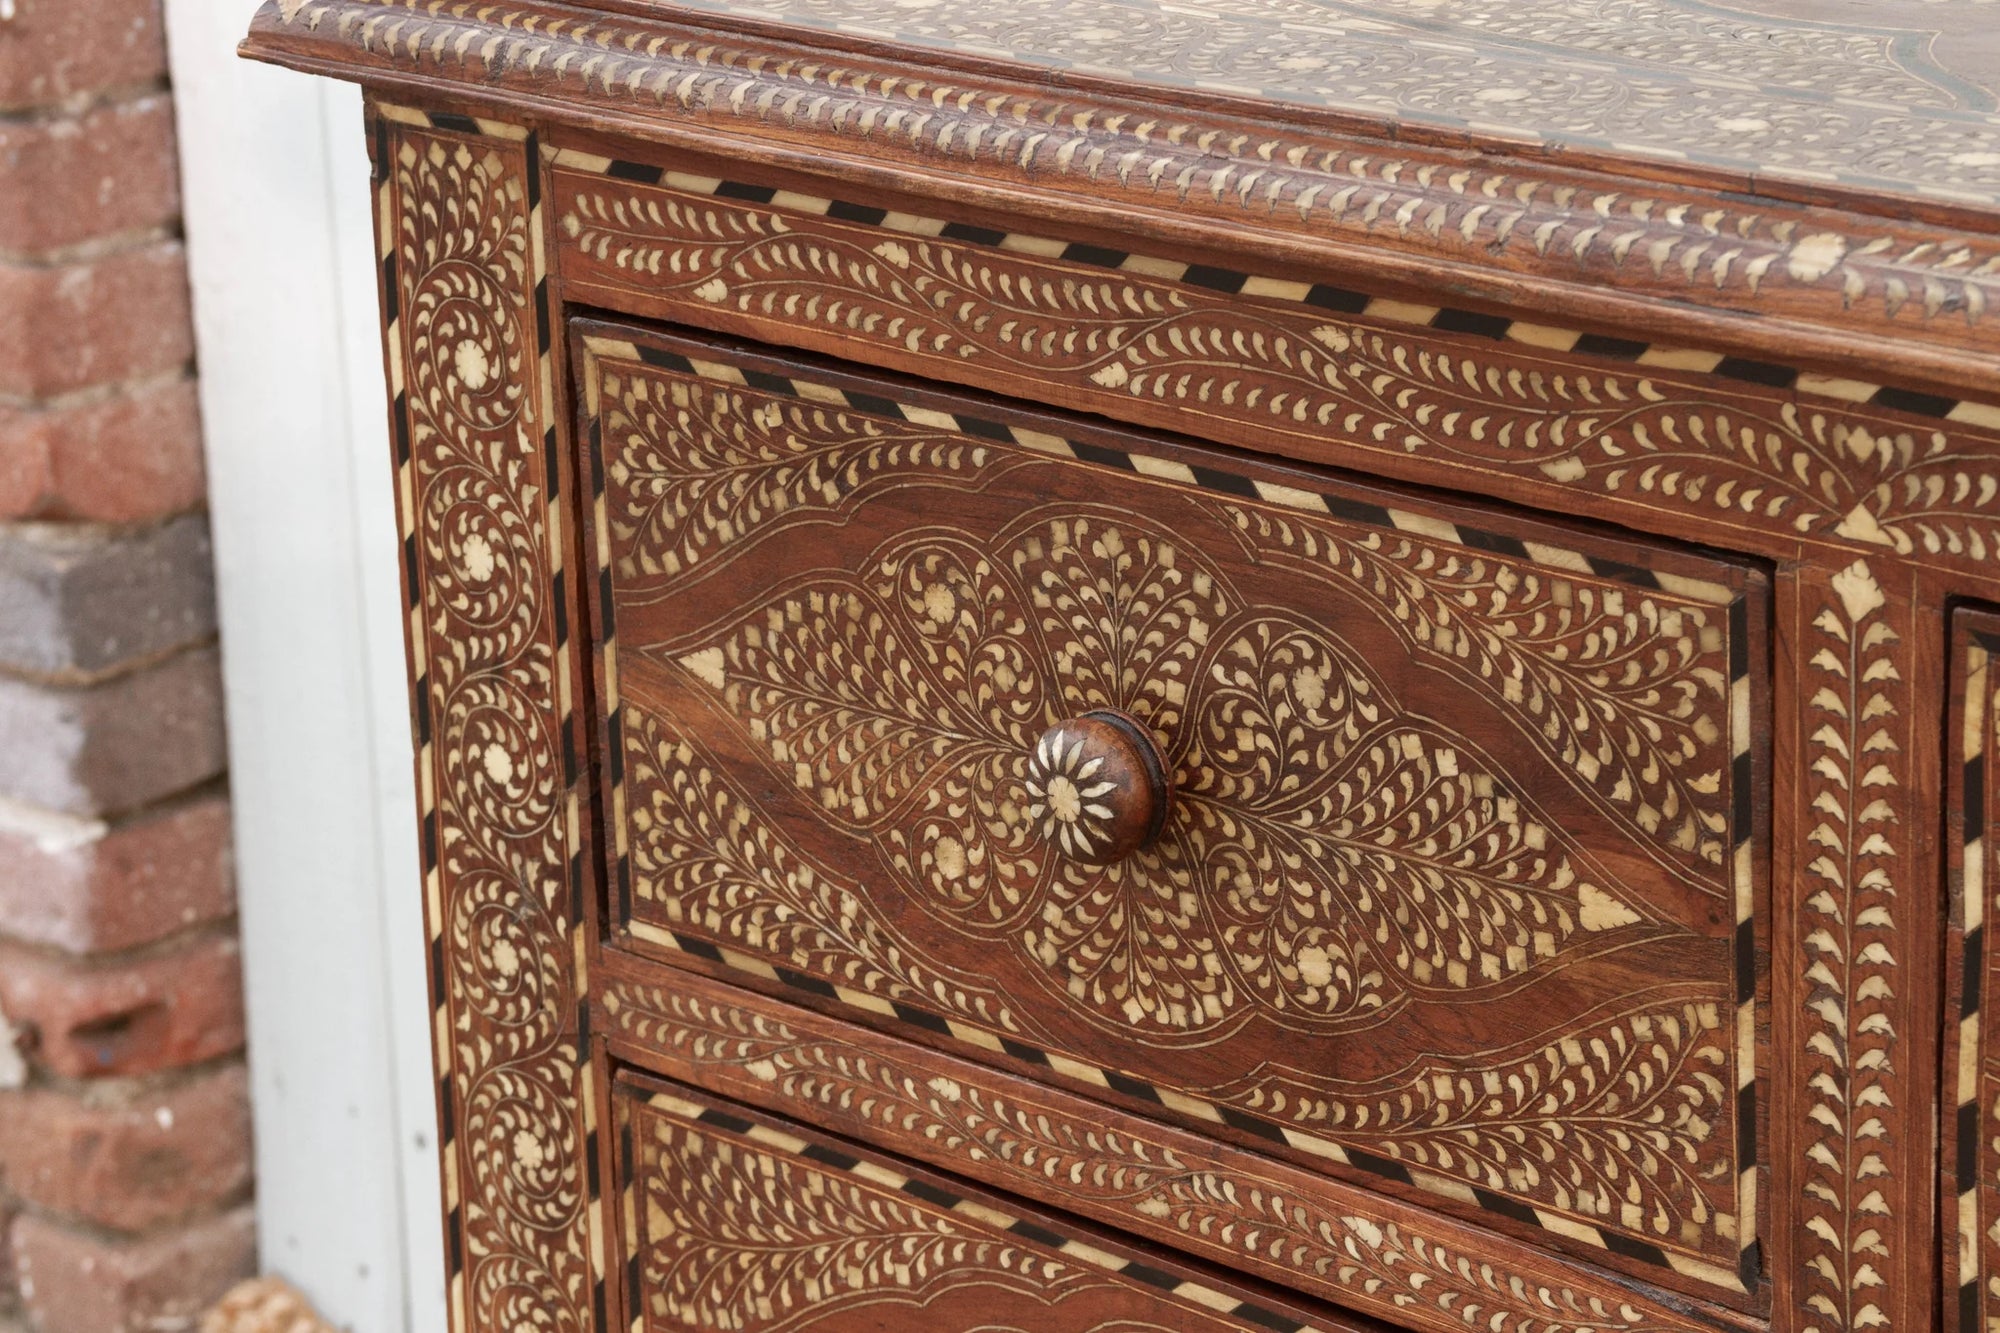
0, 2, 254, 1331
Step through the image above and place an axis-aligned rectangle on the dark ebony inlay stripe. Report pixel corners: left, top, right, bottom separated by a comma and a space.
941, 221, 1008, 246
1736, 1082, 1756, 1167
999, 1037, 1051, 1066
1102, 1070, 1164, 1104
955, 416, 1018, 443
892, 1004, 953, 1036
392, 392, 411, 464
427, 112, 480, 134
1872, 385, 1958, 418
1062, 242, 1130, 269
1455, 527, 1532, 560
715, 181, 777, 203
381, 253, 398, 325
605, 159, 666, 185
774, 967, 840, 1000
1008, 1219, 1069, 1249
899, 1177, 962, 1210
695, 1107, 757, 1135
1431, 308, 1513, 341
826, 200, 889, 225
1303, 284, 1369, 314
739, 369, 797, 397
1234, 1303, 1308, 1333
446, 1204, 464, 1276
1963, 1279, 1981, 1333
636, 345, 695, 373
1736, 917, 1756, 1006
1189, 465, 1259, 498
1572, 333, 1649, 361
799, 1142, 862, 1172
1737, 1239, 1760, 1287
1216, 1104, 1289, 1145
1714, 357, 1799, 389
837, 391, 907, 420
1181, 264, 1250, 293
1069, 440, 1137, 470
1119, 1262, 1181, 1291
1599, 1231, 1671, 1268
1586, 556, 1664, 589
1345, 1150, 1414, 1186
1966, 925, 1984, 1015
672, 934, 725, 964
1962, 1100, 1982, 1191
1472, 1187, 1541, 1227
1729, 596, 1751, 682
1968, 754, 1987, 848
1321, 494, 1396, 529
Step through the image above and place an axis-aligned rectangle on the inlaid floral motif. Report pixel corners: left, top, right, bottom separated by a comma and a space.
666, 510, 1659, 1034
388, 121, 596, 1333
607, 980, 1732, 1330
560, 180, 2000, 578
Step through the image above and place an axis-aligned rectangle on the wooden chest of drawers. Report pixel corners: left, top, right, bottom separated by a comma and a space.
240, 4, 2000, 1331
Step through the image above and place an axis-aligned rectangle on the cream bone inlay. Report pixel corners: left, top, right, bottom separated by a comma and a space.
579, 330, 1763, 1294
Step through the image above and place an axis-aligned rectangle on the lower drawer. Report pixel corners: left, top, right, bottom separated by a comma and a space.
611, 1069, 1362, 1333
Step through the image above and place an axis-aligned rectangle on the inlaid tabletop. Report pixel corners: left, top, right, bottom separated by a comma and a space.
627, 0, 2000, 210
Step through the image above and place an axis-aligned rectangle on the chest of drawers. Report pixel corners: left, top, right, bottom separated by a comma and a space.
241, 4, 2000, 1331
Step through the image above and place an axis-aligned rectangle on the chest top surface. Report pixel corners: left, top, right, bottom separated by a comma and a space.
615, 0, 2000, 209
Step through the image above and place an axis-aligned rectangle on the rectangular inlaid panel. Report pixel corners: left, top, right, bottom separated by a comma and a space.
1948, 609, 2000, 1333
548, 156, 2000, 593
577, 322, 1769, 1301
612, 1072, 1353, 1333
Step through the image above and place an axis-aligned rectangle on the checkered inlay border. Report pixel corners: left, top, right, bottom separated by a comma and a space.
622, 1084, 1331, 1332
555, 147, 2000, 433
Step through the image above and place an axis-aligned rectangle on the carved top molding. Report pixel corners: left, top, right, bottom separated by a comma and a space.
244, 0, 2000, 396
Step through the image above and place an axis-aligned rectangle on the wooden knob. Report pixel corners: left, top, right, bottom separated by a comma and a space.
1025, 709, 1171, 864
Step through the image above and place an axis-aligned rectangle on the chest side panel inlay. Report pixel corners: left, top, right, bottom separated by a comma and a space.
579, 327, 1768, 1296
374, 108, 604, 1333
614, 1074, 1345, 1333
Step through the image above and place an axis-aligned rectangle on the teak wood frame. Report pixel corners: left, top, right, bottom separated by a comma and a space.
234, 2, 2000, 1327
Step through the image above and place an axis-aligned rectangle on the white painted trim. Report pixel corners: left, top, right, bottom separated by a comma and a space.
164, 6, 444, 1329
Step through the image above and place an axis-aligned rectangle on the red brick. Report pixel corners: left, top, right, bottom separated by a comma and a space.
0, 97, 179, 256
0, 932, 243, 1079
0, 643, 227, 818
0, 795, 233, 954
0, 241, 193, 400
0, 0, 168, 114
0, 377, 204, 522
0, 1064, 250, 1230
12, 1206, 255, 1333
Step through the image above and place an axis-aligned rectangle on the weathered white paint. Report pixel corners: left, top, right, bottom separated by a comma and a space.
163, 7, 444, 1330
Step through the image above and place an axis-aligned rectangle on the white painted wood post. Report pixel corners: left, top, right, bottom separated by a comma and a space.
163, 6, 445, 1329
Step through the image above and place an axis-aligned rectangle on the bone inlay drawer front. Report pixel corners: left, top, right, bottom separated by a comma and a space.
579, 322, 1769, 1295
613, 1073, 1349, 1333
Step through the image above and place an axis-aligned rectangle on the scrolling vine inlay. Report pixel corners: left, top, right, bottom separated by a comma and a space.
583, 337, 1763, 1285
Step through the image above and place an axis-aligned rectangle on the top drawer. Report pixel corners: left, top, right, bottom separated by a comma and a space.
575, 321, 1767, 1307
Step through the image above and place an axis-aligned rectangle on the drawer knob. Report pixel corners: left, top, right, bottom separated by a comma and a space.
1026, 710, 1171, 865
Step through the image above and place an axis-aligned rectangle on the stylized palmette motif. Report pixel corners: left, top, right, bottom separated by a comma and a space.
558, 179, 2000, 572
1794, 561, 1911, 1333
668, 509, 1669, 1032
388, 123, 595, 1332
603, 982, 1713, 1333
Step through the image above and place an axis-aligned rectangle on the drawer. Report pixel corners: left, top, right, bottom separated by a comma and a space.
576, 320, 1770, 1305
611, 1069, 1354, 1332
